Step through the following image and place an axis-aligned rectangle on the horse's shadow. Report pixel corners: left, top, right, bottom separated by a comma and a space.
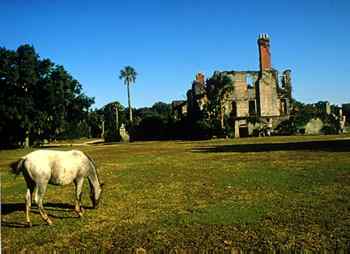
1, 202, 92, 228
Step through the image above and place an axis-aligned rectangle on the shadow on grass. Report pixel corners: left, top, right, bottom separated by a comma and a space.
1, 220, 38, 228
193, 139, 350, 153
1, 202, 71, 215
1, 203, 25, 214
1, 202, 93, 228
2, 202, 93, 215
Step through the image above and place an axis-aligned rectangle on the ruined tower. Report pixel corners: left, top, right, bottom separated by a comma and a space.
172, 33, 292, 138
256, 33, 280, 117
258, 33, 271, 71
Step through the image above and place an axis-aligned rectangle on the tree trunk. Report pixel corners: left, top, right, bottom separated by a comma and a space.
220, 107, 224, 129
115, 106, 119, 139
24, 130, 30, 148
101, 119, 105, 139
127, 83, 133, 122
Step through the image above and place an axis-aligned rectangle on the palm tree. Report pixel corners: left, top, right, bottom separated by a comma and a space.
119, 66, 137, 122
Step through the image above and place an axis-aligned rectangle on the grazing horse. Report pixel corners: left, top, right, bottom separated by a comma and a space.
10, 150, 104, 227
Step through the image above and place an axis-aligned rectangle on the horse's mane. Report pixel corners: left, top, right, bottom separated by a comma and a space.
83, 152, 96, 168
82, 152, 101, 181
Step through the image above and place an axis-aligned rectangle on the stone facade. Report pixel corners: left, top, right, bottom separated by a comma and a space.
172, 34, 293, 137
172, 100, 187, 120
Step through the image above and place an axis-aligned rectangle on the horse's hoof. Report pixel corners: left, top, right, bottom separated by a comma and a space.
75, 209, 84, 217
46, 219, 53, 225
75, 211, 83, 217
27, 222, 32, 227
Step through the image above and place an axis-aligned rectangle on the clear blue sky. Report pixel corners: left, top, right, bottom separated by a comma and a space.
1, 0, 349, 109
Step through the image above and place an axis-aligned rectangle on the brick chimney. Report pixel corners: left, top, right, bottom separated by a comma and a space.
195, 72, 205, 84
258, 33, 271, 71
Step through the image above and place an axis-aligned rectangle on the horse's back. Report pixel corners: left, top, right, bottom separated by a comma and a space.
24, 150, 90, 185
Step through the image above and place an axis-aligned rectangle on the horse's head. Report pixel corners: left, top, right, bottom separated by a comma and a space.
90, 182, 104, 209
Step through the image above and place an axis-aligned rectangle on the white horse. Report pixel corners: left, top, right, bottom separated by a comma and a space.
10, 149, 104, 226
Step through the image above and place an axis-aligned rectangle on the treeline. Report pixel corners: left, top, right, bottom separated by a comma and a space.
84, 100, 347, 142
1, 45, 345, 148
94, 101, 212, 142
0, 44, 195, 147
0, 45, 94, 147
276, 100, 344, 135
96, 101, 175, 142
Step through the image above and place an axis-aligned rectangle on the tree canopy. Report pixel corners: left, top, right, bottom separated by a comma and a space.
0, 45, 94, 147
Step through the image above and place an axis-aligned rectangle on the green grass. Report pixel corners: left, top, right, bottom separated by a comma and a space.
1, 134, 350, 252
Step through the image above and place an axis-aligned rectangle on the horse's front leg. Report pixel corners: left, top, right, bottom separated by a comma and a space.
35, 183, 53, 225
74, 177, 84, 217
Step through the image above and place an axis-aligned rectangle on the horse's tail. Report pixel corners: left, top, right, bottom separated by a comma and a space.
10, 158, 26, 176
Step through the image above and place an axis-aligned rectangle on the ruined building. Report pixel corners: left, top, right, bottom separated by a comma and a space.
172, 34, 293, 137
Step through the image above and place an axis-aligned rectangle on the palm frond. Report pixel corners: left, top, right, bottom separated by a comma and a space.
119, 66, 137, 86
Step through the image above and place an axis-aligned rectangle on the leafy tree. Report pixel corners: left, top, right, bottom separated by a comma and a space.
0, 44, 94, 147
0, 45, 39, 147
132, 114, 166, 141
88, 109, 104, 138
0, 47, 21, 146
151, 102, 172, 119
206, 72, 234, 129
343, 104, 350, 124
124, 101, 174, 141
101, 101, 125, 142
119, 66, 137, 123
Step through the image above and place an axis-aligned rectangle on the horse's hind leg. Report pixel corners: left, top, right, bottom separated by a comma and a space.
24, 174, 35, 227
35, 183, 53, 225
25, 188, 32, 227
74, 177, 84, 217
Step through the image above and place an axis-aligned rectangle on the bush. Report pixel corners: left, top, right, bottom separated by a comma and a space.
321, 125, 338, 135
191, 119, 212, 140
128, 114, 167, 141
57, 121, 90, 140
275, 119, 297, 135
104, 129, 121, 142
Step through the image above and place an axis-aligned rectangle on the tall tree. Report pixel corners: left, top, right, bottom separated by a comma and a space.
0, 44, 94, 147
119, 66, 137, 122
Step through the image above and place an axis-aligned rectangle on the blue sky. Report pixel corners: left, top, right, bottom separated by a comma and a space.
1, 0, 349, 109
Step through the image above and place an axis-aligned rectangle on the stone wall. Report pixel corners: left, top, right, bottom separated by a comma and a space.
257, 71, 280, 117
305, 118, 323, 134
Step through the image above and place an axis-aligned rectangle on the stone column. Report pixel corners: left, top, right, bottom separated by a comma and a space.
234, 120, 240, 138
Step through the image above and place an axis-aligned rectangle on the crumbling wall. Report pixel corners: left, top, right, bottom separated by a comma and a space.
257, 70, 280, 117
222, 72, 260, 118
231, 73, 249, 117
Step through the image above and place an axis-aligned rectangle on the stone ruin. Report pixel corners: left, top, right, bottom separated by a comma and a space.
172, 34, 293, 137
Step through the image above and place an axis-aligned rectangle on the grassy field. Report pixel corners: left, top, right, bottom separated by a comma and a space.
2, 135, 350, 252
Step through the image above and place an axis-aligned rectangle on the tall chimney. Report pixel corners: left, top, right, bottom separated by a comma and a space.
258, 33, 271, 71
